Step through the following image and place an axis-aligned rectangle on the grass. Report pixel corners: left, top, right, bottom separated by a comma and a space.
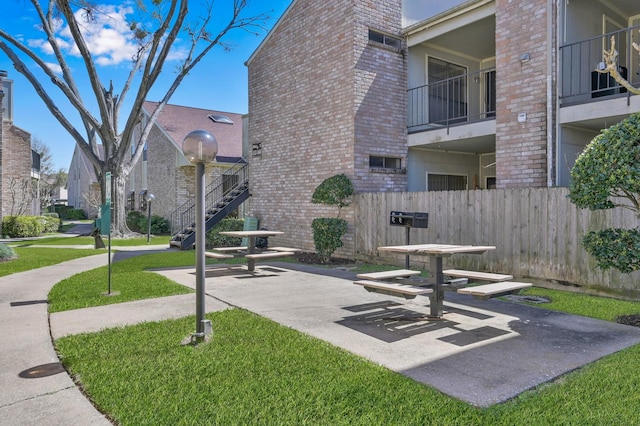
0, 247, 106, 277
55, 309, 640, 425
519, 287, 640, 322
10, 245, 640, 424
48, 251, 200, 312
11, 235, 171, 246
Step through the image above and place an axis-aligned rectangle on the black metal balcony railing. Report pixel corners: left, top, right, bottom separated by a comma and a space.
407, 67, 496, 133
559, 24, 640, 105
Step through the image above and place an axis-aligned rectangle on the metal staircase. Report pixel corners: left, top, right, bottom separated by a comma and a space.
170, 160, 249, 250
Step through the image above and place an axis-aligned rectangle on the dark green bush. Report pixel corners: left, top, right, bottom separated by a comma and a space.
311, 173, 354, 213
206, 218, 244, 248
138, 215, 171, 235
0, 243, 17, 262
54, 206, 86, 220
127, 211, 144, 233
311, 218, 348, 262
1, 215, 60, 238
311, 174, 354, 260
582, 228, 640, 273
569, 112, 640, 273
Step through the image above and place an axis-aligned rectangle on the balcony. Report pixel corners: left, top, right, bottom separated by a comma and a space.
559, 24, 640, 106
407, 67, 496, 133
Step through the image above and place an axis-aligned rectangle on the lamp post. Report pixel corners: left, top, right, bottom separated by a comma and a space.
145, 193, 155, 243
182, 130, 218, 343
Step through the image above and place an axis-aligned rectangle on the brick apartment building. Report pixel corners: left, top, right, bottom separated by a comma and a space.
245, 0, 640, 255
127, 102, 244, 221
67, 102, 245, 222
0, 71, 39, 221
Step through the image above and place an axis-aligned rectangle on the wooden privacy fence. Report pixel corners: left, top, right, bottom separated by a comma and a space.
353, 187, 640, 291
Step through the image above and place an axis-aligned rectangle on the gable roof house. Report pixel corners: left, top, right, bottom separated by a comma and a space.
0, 70, 41, 220
128, 102, 245, 229
67, 144, 103, 218
245, 0, 640, 255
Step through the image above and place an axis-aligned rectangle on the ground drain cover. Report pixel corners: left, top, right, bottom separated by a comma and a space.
505, 295, 551, 304
19, 363, 65, 379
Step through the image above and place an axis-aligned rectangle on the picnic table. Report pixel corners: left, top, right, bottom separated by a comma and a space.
219, 230, 285, 271
377, 244, 496, 318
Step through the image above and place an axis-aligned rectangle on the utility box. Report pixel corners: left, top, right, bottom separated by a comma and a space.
99, 204, 111, 235
389, 211, 428, 229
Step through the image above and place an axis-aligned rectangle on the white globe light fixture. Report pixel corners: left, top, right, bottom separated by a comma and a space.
182, 130, 218, 344
182, 130, 218, 164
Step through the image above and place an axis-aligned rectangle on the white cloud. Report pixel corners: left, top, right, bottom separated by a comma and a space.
45, 62, 63, 74
28, 4, 141, 66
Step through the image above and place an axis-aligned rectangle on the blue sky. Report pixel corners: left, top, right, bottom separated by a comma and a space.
0, 0, 292, 170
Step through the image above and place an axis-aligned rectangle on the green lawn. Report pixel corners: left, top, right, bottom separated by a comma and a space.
0, 247, 106, 277
11, 235, 171, 246
56, 309, 640, 425
8, 245, 640, 424
48, 251, 200, 312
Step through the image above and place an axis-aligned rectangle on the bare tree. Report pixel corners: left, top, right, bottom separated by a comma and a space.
9, 177, 32, 216
0, 0, 268, 235
598, 33, 640, 95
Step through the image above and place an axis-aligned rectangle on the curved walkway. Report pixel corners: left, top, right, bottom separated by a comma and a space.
0, 254, 113, 425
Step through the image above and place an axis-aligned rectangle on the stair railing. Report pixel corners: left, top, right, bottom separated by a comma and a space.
170, 159, 249, 239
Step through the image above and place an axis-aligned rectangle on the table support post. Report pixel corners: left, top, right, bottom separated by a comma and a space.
429, 256, 444, 318
247, 237, 256, 271
405, 228, 410, 269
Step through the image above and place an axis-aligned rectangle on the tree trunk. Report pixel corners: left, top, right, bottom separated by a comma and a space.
112, 172, 133, 236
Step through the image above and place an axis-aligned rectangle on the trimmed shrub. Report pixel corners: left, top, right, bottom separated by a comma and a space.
310, 174, 354, 261
582, 228, 640, 273
311, 218, 348, 262
1, 215, 59, 238
127, 211, 144, 233
206, 218, 244, 248
138, 215, 171, 235
569, 112, 640, 273
43, 212, 62, 232
54, 206, 87, 220
0, 243, 17, 262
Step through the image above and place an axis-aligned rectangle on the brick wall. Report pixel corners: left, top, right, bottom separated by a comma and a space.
495, 0, 555, 188
247, 0, 404, 255
1, 122, 33, 218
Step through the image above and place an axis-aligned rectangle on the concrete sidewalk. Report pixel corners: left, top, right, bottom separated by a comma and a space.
0, 254, 112, 425
154, 263, 640, 407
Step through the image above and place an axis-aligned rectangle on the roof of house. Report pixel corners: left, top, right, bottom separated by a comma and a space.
142, 101, 243, 162
70, 144, 104, 184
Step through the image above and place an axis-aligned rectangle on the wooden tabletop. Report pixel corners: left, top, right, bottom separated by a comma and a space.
219, 230, 284, 238
377, 244, 496, 255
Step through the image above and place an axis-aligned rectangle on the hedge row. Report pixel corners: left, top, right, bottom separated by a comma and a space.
2, 215, 60, 238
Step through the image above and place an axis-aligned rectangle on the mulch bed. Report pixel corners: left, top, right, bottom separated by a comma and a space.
294, 252, 355, 266
616, 314, 640, 327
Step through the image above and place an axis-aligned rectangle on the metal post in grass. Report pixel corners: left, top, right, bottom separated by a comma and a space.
182, 130, 217, 344
145, 193, 155, 243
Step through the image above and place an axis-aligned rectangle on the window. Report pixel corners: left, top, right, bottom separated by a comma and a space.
128, 191, 136, 211
139, 190, 148, 210
368, 29, 402, 49
1, 77, 12, 122
369, 156, 401, 170
208, 114, 234, 124
427, 174, 467, 191
428, 57, 468, 124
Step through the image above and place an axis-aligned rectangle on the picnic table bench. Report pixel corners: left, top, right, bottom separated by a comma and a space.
353, 279, 433, 299
457, 282, 532, 300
